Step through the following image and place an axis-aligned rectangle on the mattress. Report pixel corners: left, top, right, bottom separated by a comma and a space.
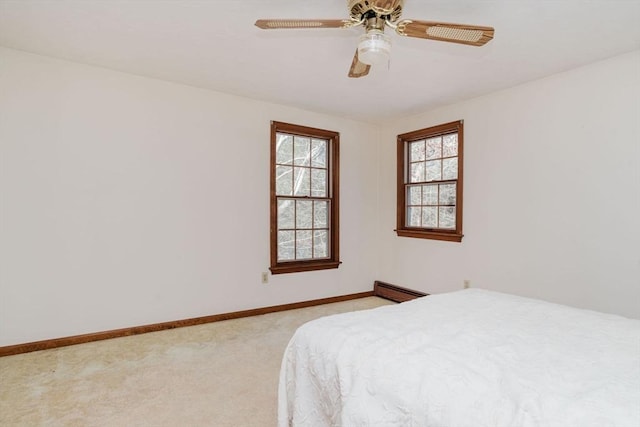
278, 289, 640, 427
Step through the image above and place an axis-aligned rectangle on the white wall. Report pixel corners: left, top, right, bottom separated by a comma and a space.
2, 47, 638, 347
0, 47, 380, 346
376, 50, 640, 319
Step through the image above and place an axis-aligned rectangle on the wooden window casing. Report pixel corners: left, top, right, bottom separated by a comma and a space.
270, 121, 340, 274
396, 120, 464, 242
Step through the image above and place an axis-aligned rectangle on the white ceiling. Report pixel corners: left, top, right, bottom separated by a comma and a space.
1, 0, 639, 123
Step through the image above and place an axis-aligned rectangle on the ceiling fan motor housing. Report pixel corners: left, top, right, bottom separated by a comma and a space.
348, 0, 404, 23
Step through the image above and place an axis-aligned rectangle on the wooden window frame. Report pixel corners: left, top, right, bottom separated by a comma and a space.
270, 121, 340, 274
396, 120, 464, 242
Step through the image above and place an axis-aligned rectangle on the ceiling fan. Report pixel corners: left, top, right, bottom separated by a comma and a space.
255, 0, 494, 78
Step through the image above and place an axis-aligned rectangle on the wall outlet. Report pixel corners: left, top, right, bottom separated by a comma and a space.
261, 272, 269, 284
463, 280, 471, 289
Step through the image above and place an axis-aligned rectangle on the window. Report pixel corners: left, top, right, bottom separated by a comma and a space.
396, 120, 464, 242
270, 121, 340, 274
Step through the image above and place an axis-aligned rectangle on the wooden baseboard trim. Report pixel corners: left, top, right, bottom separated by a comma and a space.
0, 291, 374, 357
374, 280, 428, 302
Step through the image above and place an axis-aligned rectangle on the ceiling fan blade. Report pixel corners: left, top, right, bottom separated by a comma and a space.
396, 20, 494, 46
255, 19, 353, 29
348, 49, 370, 78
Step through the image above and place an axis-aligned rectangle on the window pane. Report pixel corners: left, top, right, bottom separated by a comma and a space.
276, 133, 293, 165
423, 184, 438, 205
410, 162, 425, 183
397, 121, 463, 241
407, 185, 422, 205
425, 160, 442, 181
311, 139, 327, 168
422, 206, 438, 228
311, 169, 327, 197
439, 207, 456, 229
443, 157, 458, 180
278, 231, 295, 261
407, 207, 421, 227
314, 201, 328, 228
443, 134, 458, 157
426, 137, 442, 160
278, 199, 295, 229
276, 165, 292, 196
409, 140, 425, 162
293, 167, 310, 196
271, 122, 339, 272
439, 183, 456, 206
313, 230, 328, 258
296, 200, 313, 229
296, 230, 313, 259
294, 136, 310, 166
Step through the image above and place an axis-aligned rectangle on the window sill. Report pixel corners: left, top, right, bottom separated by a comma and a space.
395, 229, 463, 242
270, 260, 341, 275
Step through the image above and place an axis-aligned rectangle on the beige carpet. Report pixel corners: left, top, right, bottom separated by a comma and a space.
0, 297, 393, 426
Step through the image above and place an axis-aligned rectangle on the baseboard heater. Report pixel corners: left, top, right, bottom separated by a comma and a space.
373, 280, 428, 302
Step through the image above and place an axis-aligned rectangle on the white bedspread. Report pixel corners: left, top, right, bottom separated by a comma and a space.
278, 289, 640, 427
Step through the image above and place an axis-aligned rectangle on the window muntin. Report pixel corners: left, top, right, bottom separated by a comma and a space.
397, 121, 463, 242
270, 122, 340, 274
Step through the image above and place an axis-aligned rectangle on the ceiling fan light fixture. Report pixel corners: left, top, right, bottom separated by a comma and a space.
357, 29, 391, 65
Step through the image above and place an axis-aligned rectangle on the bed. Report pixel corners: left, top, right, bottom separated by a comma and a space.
278, 289, 640, 427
